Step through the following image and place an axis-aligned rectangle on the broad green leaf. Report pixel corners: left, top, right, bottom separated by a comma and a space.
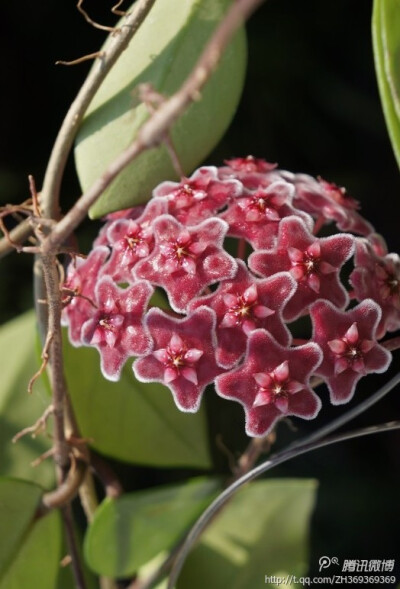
0, 477, 42, 577
84, 477, 220, 577
0, 312, 54, 487
177, 479, 317, 589
75, 0, 247, 218
372, 0, 400, 170
64, 329, 211, 468
0, 507, 61, 589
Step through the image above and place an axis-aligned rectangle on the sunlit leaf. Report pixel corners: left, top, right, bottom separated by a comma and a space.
63, 330, 211, 468
84, 477, 220, 577
177, 479, 317, 589
372, 0, 400, 170
74, 0, 247, 218
0, 312, 54, 487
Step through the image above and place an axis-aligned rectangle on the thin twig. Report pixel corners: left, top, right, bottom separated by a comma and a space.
90, 452, 123, 498
62, 503, 88, 589
56, 52, 105, 67
41, 458, 87, 511
40, 0, 157, 220
27, 327, 53, 393
12, 404, 54, 443
167, 418, 400, 589
112, 0, 128, 16
77, 0, 117, 33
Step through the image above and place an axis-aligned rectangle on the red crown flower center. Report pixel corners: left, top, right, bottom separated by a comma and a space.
159, 229, 207, 275
252, 361, 304, 413
376, 264, 400, 302
328, 322, 374, 374
153, 333, 204, 385
124, 230, 143, 251
288, 242, 335, 293
221, 285, 274, 335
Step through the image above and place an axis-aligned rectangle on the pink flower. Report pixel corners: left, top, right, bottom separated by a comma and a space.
134, 215, 237, 312
93, 205, 145, 247
291, 174, 373, 235
153, 166, 242, 225
221, 180, 313, 249
102, 199, 167, 284
350, 237, 400, 338
133, 307, 221, 412
81, 276, 153, 381
189, 260, 296, 368
310, 299, 392, 404
219, 156, 278, 190
249, 216, 354, 320
62, 246, 109, 345
216, 330, 322, 437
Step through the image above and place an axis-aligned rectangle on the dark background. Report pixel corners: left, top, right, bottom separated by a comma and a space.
0, 0, 399, 583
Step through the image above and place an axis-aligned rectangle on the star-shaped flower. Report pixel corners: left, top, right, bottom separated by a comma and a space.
93, 205, 145, 247
133, 307, 221, 412
215, 330, 322, 437
102, 199, 167, 284
62, 246, 109, 346
219, 156, 278, 190
134, 215, 237, 312
350, 236, 400, 338
81, 276, 153, 381
292, 174, 373, 236
220, 180, 313, 250
153, 166, 242, 225
189, 260, 296, 368
249, 216, 354, 320
310, 299, 392, 404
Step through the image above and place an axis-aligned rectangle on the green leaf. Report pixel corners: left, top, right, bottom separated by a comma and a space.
84, 477, 220, 577
63, 329, 211, 468
74, 0, 247, 218
0, 477, 43, 577
0, 503, 61, 589
177, 479, 317, 589
372, 0, 400, 170
0, 312, 55, 487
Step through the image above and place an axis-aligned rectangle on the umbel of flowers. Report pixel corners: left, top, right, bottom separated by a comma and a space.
62, 157, 397, 437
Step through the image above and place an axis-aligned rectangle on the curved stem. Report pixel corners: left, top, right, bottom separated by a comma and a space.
167, 419, 400, 589
40, 0, 157, 219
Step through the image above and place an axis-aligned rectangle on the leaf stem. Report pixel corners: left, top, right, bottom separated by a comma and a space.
167, 419, 400, 588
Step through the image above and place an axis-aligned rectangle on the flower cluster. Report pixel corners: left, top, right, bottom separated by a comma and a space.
62, 157, 395, 437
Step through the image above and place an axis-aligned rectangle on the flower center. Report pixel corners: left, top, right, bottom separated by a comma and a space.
252, 361, 304, 413
328, 322, 374, 374
231, 296, 254, 320
153, 334, 204, 385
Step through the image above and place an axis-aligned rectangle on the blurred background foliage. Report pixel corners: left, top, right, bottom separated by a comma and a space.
0, 0, 399, 582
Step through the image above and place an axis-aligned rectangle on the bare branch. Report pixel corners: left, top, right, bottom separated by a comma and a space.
42, 0, 266, 252
0, 219, 33, 258
40, 0, 157, 220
